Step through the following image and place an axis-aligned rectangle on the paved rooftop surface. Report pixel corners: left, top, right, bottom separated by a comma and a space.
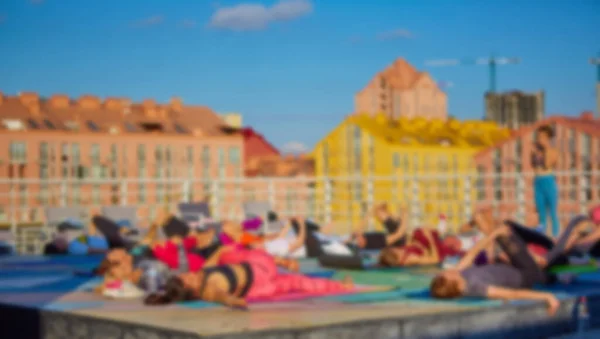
0, 255, 598, 338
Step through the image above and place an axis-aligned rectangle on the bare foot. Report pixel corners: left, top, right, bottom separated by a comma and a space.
342, 275, 354, 289
286, 259, 300, 272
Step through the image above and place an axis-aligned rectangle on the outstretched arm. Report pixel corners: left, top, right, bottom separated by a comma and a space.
288, 217, 306, 254
573, 222, 600, 253
385, 207, 409, 246
486, 286, 559, 315
203, 284, 248, 310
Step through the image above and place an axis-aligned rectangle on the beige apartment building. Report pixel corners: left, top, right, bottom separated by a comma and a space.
354, 58, 448, 120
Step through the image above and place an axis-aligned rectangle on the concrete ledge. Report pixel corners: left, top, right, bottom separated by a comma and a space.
0, 297, 583, 339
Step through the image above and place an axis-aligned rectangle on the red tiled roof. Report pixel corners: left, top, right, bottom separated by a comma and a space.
242, 127, 280, 156
475, 112, 600, 159
0, 92, 231, 137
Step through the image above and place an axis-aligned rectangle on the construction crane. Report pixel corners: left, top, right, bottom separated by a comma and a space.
425, 55, 521, 93
590, 53, 600, 118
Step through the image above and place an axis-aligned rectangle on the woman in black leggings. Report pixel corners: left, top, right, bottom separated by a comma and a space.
349, 203, 408, 250
430, 225, 560, 315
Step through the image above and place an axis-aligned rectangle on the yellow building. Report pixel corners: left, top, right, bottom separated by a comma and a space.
313, 113, 511, 230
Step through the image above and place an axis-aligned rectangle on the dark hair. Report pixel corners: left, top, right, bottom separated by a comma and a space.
378, 247, 397, 267
93, 258, 111, 276
536, 125, 554, 138
144, 276, 195, 305
430, 275, 461, 299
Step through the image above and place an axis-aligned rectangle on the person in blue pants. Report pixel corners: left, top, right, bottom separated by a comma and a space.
531, 125, 560, 237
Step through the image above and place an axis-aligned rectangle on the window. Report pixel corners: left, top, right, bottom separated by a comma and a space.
27, 119, 40, 129
43, 119, 56, 129
476, 165, 486, 200
60, 143, 69, 178
402, 154, 410, 172
201, 146, 211, 195
218, 147, 225, 177
155, 145, 164, 201
87, 120, 99, 131
38, 142, 49, 204
392, 152, 400, 168
228, 147, 240, 164
186, 146, 194, 178
514, 138, 522, 171
124, 122, 136, 132
121, 145, 128, 178
438, 155, 448, 171
155, 145, 163, 178
353, 126, 362, 173
165, 146, 173, 178
71, 143, 82, 177
137, 145, 146, 203
9, 142, 27, 163
110, 144, 118, 178
286, 189, 295, 215
367, 135, 375, 172
412, 153, 419, 171
174, 124, 187, 134
90, 144, 101, 204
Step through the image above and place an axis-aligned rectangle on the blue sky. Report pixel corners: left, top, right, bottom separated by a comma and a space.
0, 0, 599, 152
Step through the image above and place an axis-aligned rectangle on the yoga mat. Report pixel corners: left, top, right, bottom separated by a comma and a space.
247, 285, 395, 303
332, 270, 432, 289
549, 264, 598, 274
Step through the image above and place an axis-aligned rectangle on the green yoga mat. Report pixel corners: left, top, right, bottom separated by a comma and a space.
549, 264, 598, 274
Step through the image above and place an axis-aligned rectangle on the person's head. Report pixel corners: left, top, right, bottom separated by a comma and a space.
101, 248, 134, 280
535, 125, 554, 147
430, 271, 465, 299
378, 247, 405, 267
144, 275, 196, 305
193, 227, 216, 247
373, 203, 391, 221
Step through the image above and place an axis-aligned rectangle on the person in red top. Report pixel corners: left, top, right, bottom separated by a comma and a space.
378, 228, 462, 267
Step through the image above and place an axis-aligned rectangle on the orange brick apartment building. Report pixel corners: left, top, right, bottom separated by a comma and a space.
474, 112, 600, 226
354, 58, 448, 120
0, 92, 313, 223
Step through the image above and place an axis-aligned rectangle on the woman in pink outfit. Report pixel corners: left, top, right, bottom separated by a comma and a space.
145, 247, 353, 308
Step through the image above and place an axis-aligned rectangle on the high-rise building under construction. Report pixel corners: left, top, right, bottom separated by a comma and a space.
484, 90, 545, 129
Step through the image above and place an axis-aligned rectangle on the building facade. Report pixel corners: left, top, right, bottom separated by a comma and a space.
0, 92, 311, 224
312, 113, 511, 227
474, 112, 600, 228
484, 90, 545, 129
354, 58, 448, 120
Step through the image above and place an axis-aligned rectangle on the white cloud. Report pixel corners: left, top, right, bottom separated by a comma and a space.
208, 0, 313, 31
281, 141, 309, 154
131, 15, 164, 28
376, 29, 413, 41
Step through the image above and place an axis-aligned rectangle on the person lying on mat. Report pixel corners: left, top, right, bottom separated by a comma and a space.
44, 214, 110, 256
256, 215, 307, 260
349, 203, 409, 250
565, 205, 600, 257
502, 214, 595, 269
429, 225, 560, 315
378, 228, 463, 267
257, 213, 353, 258
144, 247, 355, 308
